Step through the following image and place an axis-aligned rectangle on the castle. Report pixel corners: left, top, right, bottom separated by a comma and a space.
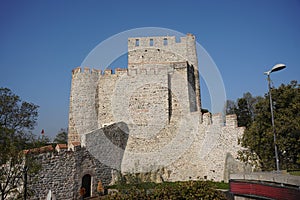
26, 34, 249, 199
68, 34, 248, 182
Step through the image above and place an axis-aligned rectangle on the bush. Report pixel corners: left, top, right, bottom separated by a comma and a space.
104, 180, 227, 199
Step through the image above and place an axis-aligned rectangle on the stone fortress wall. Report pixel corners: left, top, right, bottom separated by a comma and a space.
27, 122, 128, 199
27, 145, 112, 200
68, 34, 201, 144
68, 34, 249, 185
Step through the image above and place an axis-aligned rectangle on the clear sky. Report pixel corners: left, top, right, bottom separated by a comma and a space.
0, 0, 299, 139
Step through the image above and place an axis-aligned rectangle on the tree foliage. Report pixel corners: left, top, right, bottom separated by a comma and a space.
226, 92, 262, 128
239, 81, 300, 170
225, 100, 236, 115
0, 87, 41, 199
53, 128, 68, 144
0, 88, 38, 134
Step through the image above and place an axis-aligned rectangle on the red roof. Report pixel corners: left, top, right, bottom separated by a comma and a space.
56, 144, 67, 149
23, 145, 54, 154
71, 142, 81, 147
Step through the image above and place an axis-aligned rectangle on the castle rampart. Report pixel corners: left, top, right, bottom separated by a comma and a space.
67, 34, 248, 186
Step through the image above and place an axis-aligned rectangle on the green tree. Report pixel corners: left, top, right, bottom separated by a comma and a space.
226, 92, 262, 128
0, 88, 38, 135
225, 100, 236, 115
235, 98, 252, 127
239, 81, 300, 170
53, 128, 68, 144
0, 87, 40, 199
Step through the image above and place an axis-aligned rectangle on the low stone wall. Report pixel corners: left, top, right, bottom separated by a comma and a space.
230, 172, 300, 186
28, 146, 113, 199
230, 172, 300, 200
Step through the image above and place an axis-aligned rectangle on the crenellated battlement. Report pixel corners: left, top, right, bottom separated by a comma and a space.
202, 112, 240, 128
71, 67, 129, 76
212, 113, 224, 126
71, 63, 190, 77
225, 114, 238, 128
202, 112, 212, 125
128, 33, 195, 50
202, 112, 224, 126
72, 66, 102, 75
115, 68, 128, 75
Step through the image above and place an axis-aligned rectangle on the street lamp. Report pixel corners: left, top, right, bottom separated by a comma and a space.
264, 63, 286, 172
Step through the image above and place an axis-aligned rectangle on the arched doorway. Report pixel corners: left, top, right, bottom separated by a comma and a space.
82, 174, 91, 198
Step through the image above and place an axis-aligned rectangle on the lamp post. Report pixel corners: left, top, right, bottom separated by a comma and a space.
264, 63, 286, 172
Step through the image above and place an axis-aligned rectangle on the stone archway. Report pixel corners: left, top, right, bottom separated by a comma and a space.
82, 174, 92, 198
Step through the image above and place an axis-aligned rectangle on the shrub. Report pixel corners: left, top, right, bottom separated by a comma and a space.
104, 180, 227, 199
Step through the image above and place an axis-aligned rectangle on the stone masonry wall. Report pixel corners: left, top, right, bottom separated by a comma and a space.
28, 147, 112, 199
68, 35, 202, 147
119, 112, 248, 183
127, 34, 201, 112
85, 122, 129, 172
68, 34, 248, 183
68, 67, 99, 145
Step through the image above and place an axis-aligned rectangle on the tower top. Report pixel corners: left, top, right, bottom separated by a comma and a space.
128, 33, 195, 50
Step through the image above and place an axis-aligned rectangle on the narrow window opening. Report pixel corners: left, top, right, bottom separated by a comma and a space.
150, 39, 154, 46
163, 38, 168, 46
168, 73, 172, 123
135, 39, 139, 46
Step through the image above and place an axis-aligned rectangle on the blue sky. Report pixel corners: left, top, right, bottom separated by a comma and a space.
0, 0, 299, 139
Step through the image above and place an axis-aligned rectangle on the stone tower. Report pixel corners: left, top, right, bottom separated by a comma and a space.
68, 34, 202, 145
127, 33, 201, 112
68, 34, 246, 182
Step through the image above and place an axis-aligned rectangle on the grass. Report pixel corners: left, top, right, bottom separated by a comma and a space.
209, 181, 230, 190
288, 170, 300, 176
